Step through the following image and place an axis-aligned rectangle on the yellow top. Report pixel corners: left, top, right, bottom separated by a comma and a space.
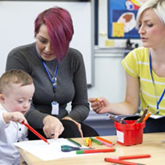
121, 47, 165, 115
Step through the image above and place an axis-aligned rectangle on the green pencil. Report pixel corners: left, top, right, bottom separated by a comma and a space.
67, 138, 82, 147
90, 137, 102, 145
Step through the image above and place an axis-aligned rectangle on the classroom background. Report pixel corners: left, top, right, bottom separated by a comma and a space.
0, 0, 142, 135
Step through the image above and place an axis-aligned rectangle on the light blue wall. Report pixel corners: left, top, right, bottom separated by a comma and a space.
0, 1, 93, 85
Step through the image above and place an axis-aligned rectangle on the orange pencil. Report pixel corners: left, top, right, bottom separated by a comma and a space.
88, 138, 92, 148
85, 138, 92, 148
21, 121, 50, 145
96, 136, 114, 145
143, 112, 152, 122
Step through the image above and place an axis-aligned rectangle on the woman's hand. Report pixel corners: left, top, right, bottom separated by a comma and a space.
43, 115, 64, 140
88, 97, 111, 114
62, 116, 83, 137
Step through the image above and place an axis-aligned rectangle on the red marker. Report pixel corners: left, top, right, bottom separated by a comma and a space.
21, 121, 50, 145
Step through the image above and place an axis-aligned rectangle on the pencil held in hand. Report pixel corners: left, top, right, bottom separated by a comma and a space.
95, 98, 104, 110
21, 121, 50, 144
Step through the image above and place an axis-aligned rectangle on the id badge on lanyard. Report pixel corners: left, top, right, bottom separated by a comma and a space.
35, 45, 60, 115
51, 101, 59, 115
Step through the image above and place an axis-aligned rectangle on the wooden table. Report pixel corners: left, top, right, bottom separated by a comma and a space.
18, 133, 165, 165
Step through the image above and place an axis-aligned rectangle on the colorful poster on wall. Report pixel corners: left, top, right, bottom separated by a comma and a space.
108, 0, 148, 39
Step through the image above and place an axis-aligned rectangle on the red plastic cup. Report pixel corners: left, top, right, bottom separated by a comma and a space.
114, 120, 145, 146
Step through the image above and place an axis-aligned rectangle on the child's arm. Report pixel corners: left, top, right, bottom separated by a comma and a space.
3, 112, 27, 124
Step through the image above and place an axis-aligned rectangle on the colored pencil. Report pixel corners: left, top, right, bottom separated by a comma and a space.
89, 137, 102, 145
95, 138, 113, 147
88, 138, 92, 148
85, 137, 92, 148
136, 106, 149, 123
105, 158, 145, 165
21, 121, 49, 144
142, 112, 152, 122
111, 154, 151, 160
96, 136, 114, 145
67, 138, 82, 147
76, 148, 115, 154
85, 137, 89, 146
107, 114, 126, 124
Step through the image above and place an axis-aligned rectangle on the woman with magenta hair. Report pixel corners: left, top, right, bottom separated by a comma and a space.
6, 7, 98, 140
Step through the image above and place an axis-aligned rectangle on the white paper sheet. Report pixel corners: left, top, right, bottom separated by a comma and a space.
14, 138, 88, 161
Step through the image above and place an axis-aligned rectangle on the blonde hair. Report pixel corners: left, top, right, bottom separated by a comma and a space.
136, 0, 165, 29
0, 70, 33, 95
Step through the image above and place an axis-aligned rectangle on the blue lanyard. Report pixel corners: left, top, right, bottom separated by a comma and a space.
42, 61, 59, 92
35, 44, 59, 93
149, 51, 165, 114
